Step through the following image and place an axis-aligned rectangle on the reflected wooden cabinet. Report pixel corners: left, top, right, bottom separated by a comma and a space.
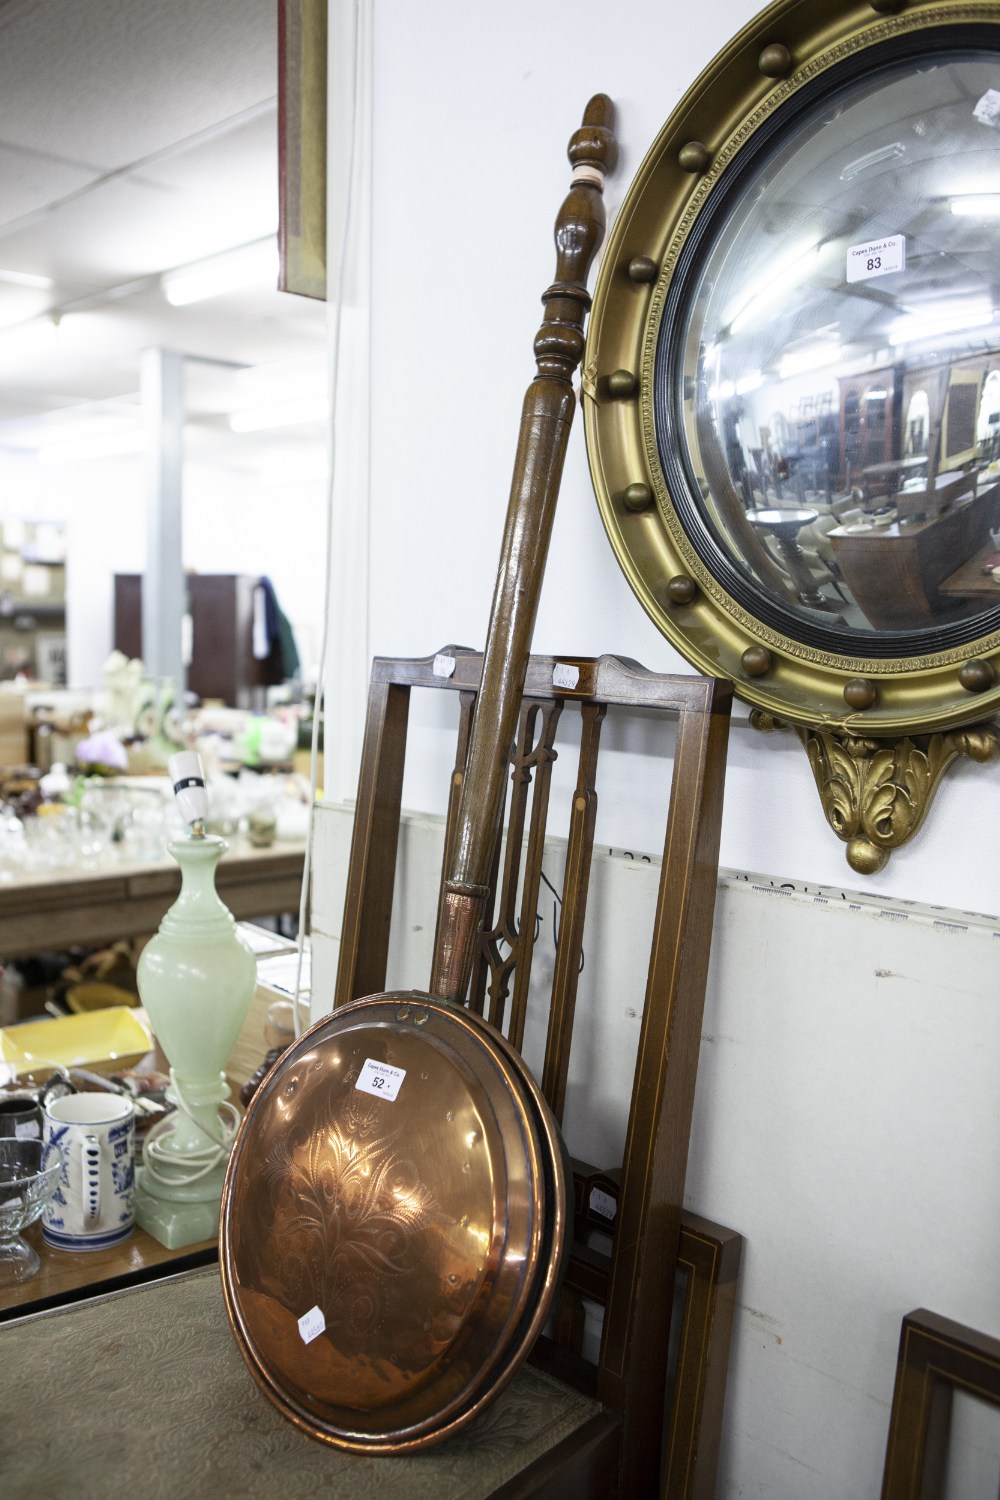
114, 574, 283, 709
839, 367, 900, 491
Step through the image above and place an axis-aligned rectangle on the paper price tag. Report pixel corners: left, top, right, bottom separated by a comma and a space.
589, 1187, 617, 1222
846, 234, 905, 283
974, 89, 1000, 127
355, 1058, 407, 1103
14, 1121, 39, 1140
552, 662, 580, 690
433, 654, 456, 678
298, 1305, 326, 1345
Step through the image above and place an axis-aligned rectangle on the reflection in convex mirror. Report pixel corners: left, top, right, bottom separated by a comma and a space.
673, 50, 1000, 645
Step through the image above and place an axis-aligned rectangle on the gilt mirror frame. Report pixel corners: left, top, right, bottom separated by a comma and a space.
585, 0, 1000, 871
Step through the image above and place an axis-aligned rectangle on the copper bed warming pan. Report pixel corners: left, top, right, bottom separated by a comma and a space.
219, 94, 618, 1453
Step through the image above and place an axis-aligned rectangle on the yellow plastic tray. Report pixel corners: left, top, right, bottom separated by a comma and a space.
0, 1007, 153, 1072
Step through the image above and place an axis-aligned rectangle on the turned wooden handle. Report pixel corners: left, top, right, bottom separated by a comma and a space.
430, 95, 617, 1004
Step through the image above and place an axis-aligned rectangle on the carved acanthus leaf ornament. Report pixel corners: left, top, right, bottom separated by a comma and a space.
787, 723, 1000, 873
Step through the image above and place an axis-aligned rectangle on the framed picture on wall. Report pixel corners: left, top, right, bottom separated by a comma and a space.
278, 0, 326, 300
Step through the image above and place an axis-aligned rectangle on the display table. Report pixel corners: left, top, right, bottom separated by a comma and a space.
0, 976, 607, 1498
0, 981, 283, 1322
828, 481, 1000, 628
0, 1269, 604, 1499
0, 1220, 217, 1323
938, 540, 1000, 598
0, 838, 306, 960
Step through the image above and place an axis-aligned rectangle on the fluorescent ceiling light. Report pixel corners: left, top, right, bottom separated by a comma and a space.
37, 429, 144, 464
839, 143, 905, 181
778, 343, 841, 379
889, 300, 993, 346
162, 238, 278, 306
707, 379, 735, 402
950, 195, 1000, 217
0, 315, 63, 359
708, 371, 764, 401
726, 239, 825, 334
229, 396, 327, 433
0, 267, 53, 289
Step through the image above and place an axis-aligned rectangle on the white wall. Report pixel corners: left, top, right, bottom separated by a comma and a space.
316, 2, 1000, 1494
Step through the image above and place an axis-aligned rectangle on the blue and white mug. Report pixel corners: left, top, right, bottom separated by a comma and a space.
42, 1093, 135, 1251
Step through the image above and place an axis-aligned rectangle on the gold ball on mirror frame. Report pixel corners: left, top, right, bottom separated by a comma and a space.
958, 659, 996, 694
758, 44, 792, 78
666, 575, 697, 605
847, 836, 889, 876
844, 679, 878, 711
741, 646, 772, 678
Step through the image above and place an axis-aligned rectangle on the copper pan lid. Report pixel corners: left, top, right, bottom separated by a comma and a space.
220, 994, 565, 1452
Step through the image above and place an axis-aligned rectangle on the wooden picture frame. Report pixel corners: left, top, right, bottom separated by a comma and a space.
662, 1212, 743, 1500
277, 0, 326, 300
881, 1308, 1000, 1499
562, 1164, 742, 1499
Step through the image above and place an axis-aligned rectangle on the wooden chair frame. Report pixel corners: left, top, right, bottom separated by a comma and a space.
335, 646, 737, 1498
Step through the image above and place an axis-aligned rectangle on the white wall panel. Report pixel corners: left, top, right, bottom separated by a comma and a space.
312, 800, 1000, 1496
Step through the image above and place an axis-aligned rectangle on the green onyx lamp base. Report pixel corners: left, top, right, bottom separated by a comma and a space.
134, 1165, 225, 1249
133, 833, 257, 1251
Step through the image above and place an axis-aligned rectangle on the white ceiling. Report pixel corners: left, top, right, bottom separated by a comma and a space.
0, 0, 326, 466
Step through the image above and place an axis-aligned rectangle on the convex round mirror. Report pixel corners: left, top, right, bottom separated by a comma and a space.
585, 0, 1000, 869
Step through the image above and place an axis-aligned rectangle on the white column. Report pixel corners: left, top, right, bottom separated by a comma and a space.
140, 346, 185, 690
323, 0, 373, 804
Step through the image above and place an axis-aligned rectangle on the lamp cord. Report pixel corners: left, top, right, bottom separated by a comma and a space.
140, 1067, 240, 1186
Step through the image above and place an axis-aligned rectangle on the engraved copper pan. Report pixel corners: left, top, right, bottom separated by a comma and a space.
220, 94, 618, 1452
220, 993, 566, 1451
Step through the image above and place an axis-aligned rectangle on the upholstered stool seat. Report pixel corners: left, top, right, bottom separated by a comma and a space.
1, 1268, 605, 1499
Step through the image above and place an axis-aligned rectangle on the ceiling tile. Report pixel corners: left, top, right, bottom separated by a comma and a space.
0, 143, 99, 229
0, 0, 277, 169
